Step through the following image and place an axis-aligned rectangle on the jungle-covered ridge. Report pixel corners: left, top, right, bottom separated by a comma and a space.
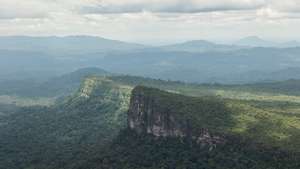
0, 69, 300, 169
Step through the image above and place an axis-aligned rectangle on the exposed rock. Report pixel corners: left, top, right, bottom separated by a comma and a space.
127, 86, 225, 148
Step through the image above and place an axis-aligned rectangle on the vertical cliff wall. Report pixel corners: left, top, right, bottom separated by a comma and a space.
128, 86, 187, 137
127, 86, 225, 147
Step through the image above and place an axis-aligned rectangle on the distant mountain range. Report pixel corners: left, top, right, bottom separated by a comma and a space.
0, 36, 146, 54
0, 67, 110, 97
1, 35, 300, 84
234, 36, 300, 48
160, 40, 244, 52
0, 35, 299, 53
161, 36, 300, 52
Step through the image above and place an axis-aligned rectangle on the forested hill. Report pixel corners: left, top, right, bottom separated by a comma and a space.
90, 85, 300, 169
1, 75, 300, 169
0, 77, 131, 169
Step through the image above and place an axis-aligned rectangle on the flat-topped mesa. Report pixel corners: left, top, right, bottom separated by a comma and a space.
127, 86, 226, 147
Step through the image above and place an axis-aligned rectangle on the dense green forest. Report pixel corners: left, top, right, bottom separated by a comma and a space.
92, 129, 300, 169
0, 74, 300, 169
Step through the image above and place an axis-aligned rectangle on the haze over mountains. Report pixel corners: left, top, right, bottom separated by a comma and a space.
1, 35, 299, 52
235, 36, 300, 48
0, 36, 145, 53
1, 35, 300, 84
1, 35, 300, 169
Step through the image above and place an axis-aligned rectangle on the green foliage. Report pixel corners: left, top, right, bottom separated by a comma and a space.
0, 78, 130, 169
91, 129, 300, 169
105, 76, 300, 152
1, 75, 300, 169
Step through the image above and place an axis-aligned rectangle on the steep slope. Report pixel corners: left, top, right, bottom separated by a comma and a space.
128, 86, 228, 143
126, 86, 300, 151
92, 86, 300, 169
1, 75, 300, 169
0, 77, 131, 169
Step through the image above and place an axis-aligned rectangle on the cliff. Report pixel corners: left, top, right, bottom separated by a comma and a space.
127, 86, 226, 147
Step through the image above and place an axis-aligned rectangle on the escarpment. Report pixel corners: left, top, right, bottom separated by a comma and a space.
127, 86, 226, 147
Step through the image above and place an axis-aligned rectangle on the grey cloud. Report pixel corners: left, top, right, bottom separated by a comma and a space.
2, 0, 300, 20
79, 0, 266, 14
0, 12, 48, 20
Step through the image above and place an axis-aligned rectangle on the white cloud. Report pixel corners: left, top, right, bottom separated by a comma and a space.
1, 0, 300, 19
268, 0, 300, 13
0, 0, 300, 43
0, 0, 55, 19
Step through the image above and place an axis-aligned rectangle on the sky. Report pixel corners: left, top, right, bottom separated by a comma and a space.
0, 0, 300, 44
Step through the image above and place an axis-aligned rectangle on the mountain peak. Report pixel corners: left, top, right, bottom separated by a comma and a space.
242, 36, 264, 41
161, 39, 241, 52
235, 36, 275, 47
182, 40, 215, 45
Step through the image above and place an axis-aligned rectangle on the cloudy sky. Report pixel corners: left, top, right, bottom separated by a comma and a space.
1, 0, 300, 44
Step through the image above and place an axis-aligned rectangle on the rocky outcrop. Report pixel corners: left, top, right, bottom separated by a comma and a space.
127, 86, 225, 148
128, 87, 186, 137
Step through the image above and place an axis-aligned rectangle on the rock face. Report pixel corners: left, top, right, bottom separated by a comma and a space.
127, 86, 225, 147
128, 86, 186, 137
